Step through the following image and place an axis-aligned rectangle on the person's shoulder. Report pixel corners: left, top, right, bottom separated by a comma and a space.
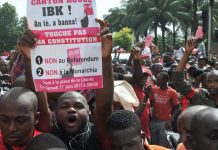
87, 123, 104, 150
145, 144, 170, 150
191, 88, 213, 106
150, 86, 159, 94
150, 145, 170, 150
195, 88, 209, 96
176, 143, 186, 150
167, 87, 179, 98
167, 86, 177, 93
152, 85, 159, 90
88, 123, 100, 139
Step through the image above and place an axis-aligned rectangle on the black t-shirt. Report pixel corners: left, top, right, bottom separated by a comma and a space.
51, 123, 103, 150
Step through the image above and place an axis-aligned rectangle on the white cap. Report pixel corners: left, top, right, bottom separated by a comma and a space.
114, 80, 139, 112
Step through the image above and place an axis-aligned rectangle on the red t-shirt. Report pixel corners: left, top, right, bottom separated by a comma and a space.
150, 86, 179, 120
134, 85, 151, 139
0, 130, 41, 150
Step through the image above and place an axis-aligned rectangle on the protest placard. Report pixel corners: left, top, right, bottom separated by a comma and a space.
144, 35, 153, 47
195, 26, 204, 39
141, 35, 153, 59
27, 0, 102, 92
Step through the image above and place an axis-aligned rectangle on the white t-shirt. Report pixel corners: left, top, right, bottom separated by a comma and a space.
174, 47, 184, 59
141, 47, 152, 59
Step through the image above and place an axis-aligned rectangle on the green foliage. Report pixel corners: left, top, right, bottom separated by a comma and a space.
141, 0, 192, 52
113, 27, 134, 52
17, 17, 26, 36
0, 2, 25, 54
104, 7, 127, 32
104, 0, 193, 52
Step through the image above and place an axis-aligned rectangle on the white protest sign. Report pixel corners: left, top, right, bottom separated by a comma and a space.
27, 0, 102, 92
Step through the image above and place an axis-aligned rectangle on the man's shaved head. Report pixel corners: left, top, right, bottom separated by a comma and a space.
189, 107, 218, 150
177, 105, 208, 148
206, 70, 218, 96
0, 87, 38, 112
150, 63, 163, 77
13, 76, 26, 88
206, 70, 218, 79
177, 105, 208, 133
0, 87, 39, 147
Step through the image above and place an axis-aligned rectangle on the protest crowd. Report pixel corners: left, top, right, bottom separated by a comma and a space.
0, 6, 218, 150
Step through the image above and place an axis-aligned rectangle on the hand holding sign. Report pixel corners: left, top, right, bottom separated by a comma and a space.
17, 29, 38, 60
17, 17, 38, 60
27, 0, 103, 92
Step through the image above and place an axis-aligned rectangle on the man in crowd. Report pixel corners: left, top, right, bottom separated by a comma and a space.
106, 110, 170, 150
17, 18, 113, 150
0, 87, 41, 149
176, 105, 208, 150
149, 71, 180, 145
150, 63, 163, 79
187, 107, 218, 150
173, 38, 218, 108
173, 44, 184, 60
197, 38, 206, 58
197, 56, 208, 70
130, 45, 152, 142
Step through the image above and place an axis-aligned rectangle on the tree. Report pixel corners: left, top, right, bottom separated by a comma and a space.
103, 7, 127, 32
17, 17, 26, 36
136, 0, 191, 52
213, 2, 218, 26
104, 0, 209, 52
0, 2, 22, 53
198, 0, 218, 27
113, 27, 134, 52
104, 0, 151, 40
179, 0, 193, 43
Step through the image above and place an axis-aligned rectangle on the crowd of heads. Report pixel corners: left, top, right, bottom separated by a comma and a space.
0, 28, 217, 150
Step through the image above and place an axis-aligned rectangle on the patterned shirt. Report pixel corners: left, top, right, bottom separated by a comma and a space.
10, 54, 25, 84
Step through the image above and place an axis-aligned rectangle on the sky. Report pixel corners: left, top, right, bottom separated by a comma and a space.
0, 0, 122, 18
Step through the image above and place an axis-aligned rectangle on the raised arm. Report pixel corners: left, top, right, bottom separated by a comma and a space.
127, 41, 144, 67
176, 38, 197, 72
131, 42, 145, 88
135, 85, 152, 116
94, 19, 113, 144
18, 29, 51, 132
173, 38, 197, 96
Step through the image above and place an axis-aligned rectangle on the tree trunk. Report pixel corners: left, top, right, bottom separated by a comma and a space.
133, 29, 139, 41
144, 27, 148, 37
184, 24, 188, 44
173, 22, 176, 46
161, 27, 166, 52
154, 25, 158, 45
135, 34, 139, 42
154, 21, 158, 45
161, 21, 166, 52
192, 0, 198, 34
